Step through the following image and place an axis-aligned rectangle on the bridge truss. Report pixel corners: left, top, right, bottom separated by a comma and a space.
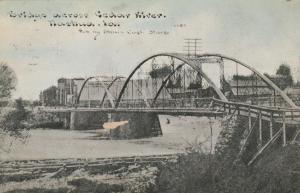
70, 53, 300, 164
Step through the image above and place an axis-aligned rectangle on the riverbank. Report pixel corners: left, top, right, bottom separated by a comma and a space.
0, 154, 177, 193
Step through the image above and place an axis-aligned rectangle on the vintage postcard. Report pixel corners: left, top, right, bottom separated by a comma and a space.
0, 0, 300, 192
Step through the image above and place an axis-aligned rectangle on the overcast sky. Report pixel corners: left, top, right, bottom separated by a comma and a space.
0, 0, 299, 100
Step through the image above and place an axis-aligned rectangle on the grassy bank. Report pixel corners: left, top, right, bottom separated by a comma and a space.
155, 115, 300, 193
156, 144, 300, 193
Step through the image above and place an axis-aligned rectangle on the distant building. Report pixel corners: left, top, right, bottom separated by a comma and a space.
39, 77, 85, 106
57, 77, 85, 106
227, 74, 289, 97
39, 75, 217, 106
227, 75, 268, 98
224, 74, 294, 106
41, 72, 294, 107
40, 86, 58, 106
77, 78, 172, 107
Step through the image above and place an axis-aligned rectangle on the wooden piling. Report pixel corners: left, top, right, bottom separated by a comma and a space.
282, 112, 286, 146
258, 110, 262, 148
269, 112, 273, 139
248, 106, 251, 130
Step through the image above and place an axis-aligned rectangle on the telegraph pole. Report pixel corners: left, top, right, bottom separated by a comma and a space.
183, 38, 202, 58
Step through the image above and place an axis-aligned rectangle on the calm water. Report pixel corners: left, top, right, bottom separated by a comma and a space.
0, 115, 222, 160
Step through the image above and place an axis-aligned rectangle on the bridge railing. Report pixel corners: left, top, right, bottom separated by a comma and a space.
211, 98, 300, 121
117, 99, 148, 108
76, 98, 213, 109
151, 98, 213, 109
230, 96, 287, 108
54, 96, 300, 121
77, 100, 102, 108
88, 98, 300, 121
115, 98, 213, 109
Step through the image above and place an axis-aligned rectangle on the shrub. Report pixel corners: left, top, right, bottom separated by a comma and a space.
0, 98, 29, 137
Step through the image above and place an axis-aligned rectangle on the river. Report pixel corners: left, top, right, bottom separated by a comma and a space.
0, 115, 223, 160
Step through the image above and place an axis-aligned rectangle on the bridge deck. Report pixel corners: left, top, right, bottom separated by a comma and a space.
40, 98, 300, 125
42, 107, 224, 117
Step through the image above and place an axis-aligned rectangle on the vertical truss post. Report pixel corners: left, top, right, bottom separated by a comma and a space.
131, 79, 134, 106
137, 69, 141, 106
196, 72, 202, 98
269, 112, 273, 139
258, 110, 262, 148
273, 89, 276, 107
88, 82, 91, 108
151, 57, 158, 101
170, 57, 175, 97
61, 88, 63, 105
194, 39, 197, 58
153, 78, 157, 100
187, 41, 190, 58
251, 77, 254, 105
162, 76, 165, 109
282, 112, 286, 146
255, 75, 258, 99
183, 67, 186, 100
97, 81, 100, 107
219, 58, 224, 91
236, 62, 239, 98
248, 106, 251, 130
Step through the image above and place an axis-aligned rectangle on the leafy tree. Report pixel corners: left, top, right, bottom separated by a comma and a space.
0, 62, 17, 99
0, 98, 28, 136
276, 64, 293, 87
276, 64, 291, 76
0, 64, 27, 138
149, 66, 172, 79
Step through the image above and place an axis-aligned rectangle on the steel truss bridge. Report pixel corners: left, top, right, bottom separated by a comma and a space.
43, 53, 300, 165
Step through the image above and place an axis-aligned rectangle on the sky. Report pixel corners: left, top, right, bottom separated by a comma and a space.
0, 0, 299, 100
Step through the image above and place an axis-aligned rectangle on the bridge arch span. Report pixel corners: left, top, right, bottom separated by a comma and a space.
99, 76, 125, 108
115, 53, 228, 108
197, 53, 297, 108
116, 53, 297, 109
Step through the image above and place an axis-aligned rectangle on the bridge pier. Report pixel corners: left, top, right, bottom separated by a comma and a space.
110, 112, 162, 139
70, 111, 108, 130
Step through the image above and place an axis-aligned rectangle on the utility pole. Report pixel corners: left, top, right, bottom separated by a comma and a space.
208, 117, 214, 192
183, 38, 202, 58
